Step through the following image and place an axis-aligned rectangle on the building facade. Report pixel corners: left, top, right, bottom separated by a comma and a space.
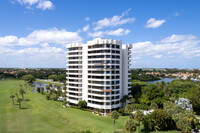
66, 38, 132, 113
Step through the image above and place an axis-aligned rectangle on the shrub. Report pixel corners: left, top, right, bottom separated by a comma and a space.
124, 119, 136, 133
46, 94, 50, 100
118, 108, 124, 114
37, 87, 40, 93
51, 94, 57, 101
78, 100, 87, 109
132, 104, 149, 110
143, 109, 175, 131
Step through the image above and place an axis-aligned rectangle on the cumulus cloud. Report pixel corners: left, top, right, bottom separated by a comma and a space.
0, 28, 82, 47
132, 34, 200, 58
82, 25, 90, 32
94, 8, 135, 31
0, 45, 65, 68
145, 18, 165, 28
15, 0, 54, 10
88, 28, 130, 37
36, 0, 54, 10
0, 27, 82, 68
160, 34, 196, 43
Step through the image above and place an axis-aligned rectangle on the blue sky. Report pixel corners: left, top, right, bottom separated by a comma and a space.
0, 0, 200, 68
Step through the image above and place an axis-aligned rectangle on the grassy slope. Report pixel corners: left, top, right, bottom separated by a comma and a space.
0, 80, 178, 133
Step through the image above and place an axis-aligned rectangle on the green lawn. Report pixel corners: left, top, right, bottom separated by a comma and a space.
0, 80, 179, 133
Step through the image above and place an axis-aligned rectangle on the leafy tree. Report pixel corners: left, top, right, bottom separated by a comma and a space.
37, 87, 41, 93
17, 70, 26, 78
143, 109, 175, 131
111, 111, 119, 130
19, 89, 25, 99
57, 74, 66, 82
150, 102, 158, 110
48, 74, 58, 81
22, 75, 36, 84
125, 104, 133, 118
134, 110, 144, 133
120, 95, 129, 108
118, 108, 124, 114
124, 119, 136, 133
10, 95, 15, 105
132, 104, 149, 110
141, 84, 167, 107
130, 80, 147, 103
129, 98, 135, 104
17, 98, 23, 109
78, 100, 87, 109
138, 94, 150, 105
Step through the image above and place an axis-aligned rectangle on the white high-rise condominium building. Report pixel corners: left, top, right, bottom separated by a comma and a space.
66, 38, 132, 113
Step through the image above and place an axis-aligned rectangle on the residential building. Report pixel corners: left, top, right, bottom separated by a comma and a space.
66, 38, 132, 113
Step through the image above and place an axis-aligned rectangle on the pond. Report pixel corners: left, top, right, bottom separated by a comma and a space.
145, 78, 175, 84
32, 82, 57, 92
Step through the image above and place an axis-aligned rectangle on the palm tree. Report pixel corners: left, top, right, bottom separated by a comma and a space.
111, 111, 119, 130
17, 98, 23, 109
19, 89, 25, 99
10, 95, 15, 105
134, 110, 144, 133
124, 119, 136, 133
41, 87, 44, 94
49, 84, 53, 89
63, 86, 67, 92
24, 83, 28, 92
129, 98, 135, 104
15, 93, 19, 99
125, 104, 133, 118
120, 95, 129, 108
19, 84, 23, 90
46, 85, 50, 93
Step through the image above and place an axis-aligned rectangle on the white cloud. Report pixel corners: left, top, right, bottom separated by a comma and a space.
153, 55, 163, 58
36, 0, 54, 10
0, 45, 66, 68
0, 28, 82, 47
85, 17, 90, 21
88, 28, 130, 37
15, 0, 54, 10
0, 27, 82, 68
145, 18, 166, 28
132, 34, 200, 58
160, 34, 196, 43
82, 25, 90, 32
94, 8, 135, 31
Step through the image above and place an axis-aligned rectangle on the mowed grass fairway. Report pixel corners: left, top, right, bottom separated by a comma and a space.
0, 80, 179, 133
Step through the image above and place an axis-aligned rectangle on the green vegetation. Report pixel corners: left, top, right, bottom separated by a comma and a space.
130, 69, 161, 81
0, 80, 180, 133
111, 111, 120, 130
